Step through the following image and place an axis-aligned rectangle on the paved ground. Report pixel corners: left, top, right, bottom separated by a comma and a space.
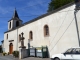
21, 57, 50, 60
0, 53, 50, 60
0, 54, 18, 60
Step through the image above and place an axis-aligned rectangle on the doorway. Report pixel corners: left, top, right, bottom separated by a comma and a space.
9, 43, 13, 54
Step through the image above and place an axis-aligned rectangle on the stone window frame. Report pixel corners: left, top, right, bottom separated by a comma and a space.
44, 25, 49, 37
29, 31, 33, 40
7, 34, 8, 39
16, 21, 19, 27
9, 22, 11, 29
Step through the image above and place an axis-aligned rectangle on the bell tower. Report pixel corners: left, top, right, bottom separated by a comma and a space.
8, 9, 23, 30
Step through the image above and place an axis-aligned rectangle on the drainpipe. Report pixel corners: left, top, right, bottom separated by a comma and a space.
16, 28, 18, 51
74, 4, 80, 47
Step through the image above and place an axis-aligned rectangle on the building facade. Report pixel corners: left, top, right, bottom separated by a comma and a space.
3, 2, 80, 57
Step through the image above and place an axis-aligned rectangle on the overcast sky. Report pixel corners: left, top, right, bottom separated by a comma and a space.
0, 0, 50, 44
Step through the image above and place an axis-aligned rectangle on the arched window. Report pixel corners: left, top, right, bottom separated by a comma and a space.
29, 31, 33, 40
19, 34, 21, 42
44, 25, 49, 36
9, 22, 11, 28
7, 34, 8, 39
16, 21, 19, 27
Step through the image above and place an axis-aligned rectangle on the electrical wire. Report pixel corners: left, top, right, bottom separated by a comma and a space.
50, 17, 75, 52
0, 15, 41, 18
17, 1, 49, 11
4, 1, 49, 13
0, 10, 74, 18
49, 6, 72, 46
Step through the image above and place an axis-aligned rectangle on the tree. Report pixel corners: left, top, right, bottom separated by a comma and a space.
47, 0, 74, 12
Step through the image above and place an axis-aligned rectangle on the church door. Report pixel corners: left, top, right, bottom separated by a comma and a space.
9, 43, 13, 54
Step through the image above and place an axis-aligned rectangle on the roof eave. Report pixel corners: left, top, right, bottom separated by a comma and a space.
4, 2, 74, 33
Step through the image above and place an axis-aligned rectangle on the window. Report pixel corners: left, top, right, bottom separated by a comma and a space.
72, 49, 76, 54
9, 22, 11, 28
7, 34, 8, 39
65, 48, 73, 54
16, 21, 19, 27
44, 25, 49, 36
19, 34, 21, 42
29, 31, 33, 40
75, 48, 80, 54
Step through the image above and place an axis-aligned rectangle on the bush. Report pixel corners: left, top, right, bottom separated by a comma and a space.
2, 52, 7, 56
12, 51, 19, 58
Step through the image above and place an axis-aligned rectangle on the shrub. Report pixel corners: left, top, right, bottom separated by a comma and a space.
2, 52, 7, 56
12, 51, 19, 58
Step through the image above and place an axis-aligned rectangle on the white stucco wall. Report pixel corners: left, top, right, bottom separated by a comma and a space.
4, 4, 80, 57
4, 29, 18, 53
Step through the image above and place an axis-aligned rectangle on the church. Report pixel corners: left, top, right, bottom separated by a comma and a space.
3, 1, 80, 57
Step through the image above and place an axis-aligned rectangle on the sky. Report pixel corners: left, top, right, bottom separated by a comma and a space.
0, 0, 51, 44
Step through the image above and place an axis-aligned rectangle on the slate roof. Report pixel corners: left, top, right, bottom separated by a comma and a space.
8, 9, 22, 22
1, 40, 4, 43
4, 2, 74, 33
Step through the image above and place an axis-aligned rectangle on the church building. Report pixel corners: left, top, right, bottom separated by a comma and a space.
3, 2, 80, 57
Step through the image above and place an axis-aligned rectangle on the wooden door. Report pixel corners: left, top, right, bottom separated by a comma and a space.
9, 43, 13, 54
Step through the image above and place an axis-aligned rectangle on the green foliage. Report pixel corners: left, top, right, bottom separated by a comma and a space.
2, 52, 7, 56
47, 0, 74, 12
12, 51, 19, 58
